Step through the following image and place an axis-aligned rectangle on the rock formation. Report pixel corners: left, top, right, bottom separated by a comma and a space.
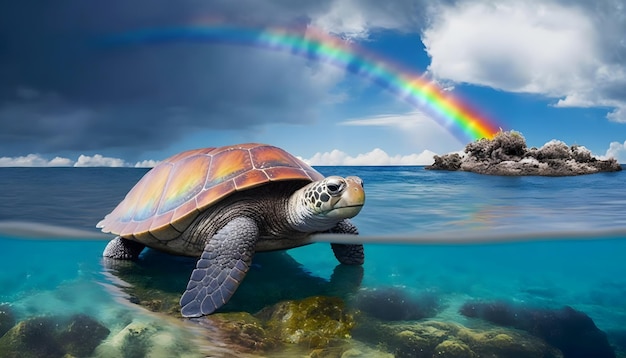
426, 131, 622, 176
0, 314, 110, 358
460, 301, 616, 358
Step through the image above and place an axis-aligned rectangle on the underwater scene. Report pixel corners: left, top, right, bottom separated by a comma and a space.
1, 166, 626, 357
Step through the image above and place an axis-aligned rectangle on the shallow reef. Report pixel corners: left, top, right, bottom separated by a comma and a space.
3, 286, 623, 357
426, 130, 622, 176
99, 251, 625, 357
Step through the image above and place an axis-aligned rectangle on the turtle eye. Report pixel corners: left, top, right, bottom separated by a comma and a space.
326, 178, 344, 195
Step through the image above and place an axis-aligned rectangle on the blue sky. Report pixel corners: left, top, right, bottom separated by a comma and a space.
1, 0, 625, 166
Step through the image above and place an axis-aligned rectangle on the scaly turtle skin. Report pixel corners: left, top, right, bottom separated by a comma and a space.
97, 143, 365, 317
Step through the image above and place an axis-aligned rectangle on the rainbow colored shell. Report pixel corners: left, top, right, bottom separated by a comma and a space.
97, 143, 323, 241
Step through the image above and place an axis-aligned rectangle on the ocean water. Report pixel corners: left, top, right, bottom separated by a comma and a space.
1, 166, 625, 356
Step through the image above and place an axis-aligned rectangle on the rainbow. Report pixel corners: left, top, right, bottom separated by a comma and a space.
99, 24, 500, 142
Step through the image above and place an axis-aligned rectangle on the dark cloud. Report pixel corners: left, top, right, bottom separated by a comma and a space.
0, 0, 433, 157
0, 1, 341, 156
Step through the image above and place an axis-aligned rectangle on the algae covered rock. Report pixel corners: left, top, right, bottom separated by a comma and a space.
0, 313, 109, 358
0, 316, 62, 358
258, 296, 354, 348
427, 130, 622, 176
0, 304, 16, 337
199, 296, 357, 356
58, 313, 111, 357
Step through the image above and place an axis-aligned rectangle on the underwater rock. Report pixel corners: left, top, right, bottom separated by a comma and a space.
0, 316, 62, 358
96, 320, 155, 358
352, 287, 440, 321
460, 301, 616, 358
258, 296, 354, 348
94, 319, 201, 358
352, 319, 562, 358
426, 130, 622, 176
0, 304, 16, 337
58, 313, 111, 357
0, 313, 109, 358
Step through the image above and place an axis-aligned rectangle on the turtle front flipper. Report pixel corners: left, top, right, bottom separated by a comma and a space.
180, 217, 259, 317
329, 219, 364, 265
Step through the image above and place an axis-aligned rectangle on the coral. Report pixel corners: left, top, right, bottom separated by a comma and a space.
351, 287, 440, 321
0, 304, 16, 338
426, 130, 622, 176
460, 301, 616, 358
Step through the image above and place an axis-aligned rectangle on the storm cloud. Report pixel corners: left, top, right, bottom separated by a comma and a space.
0, 2, 364, 156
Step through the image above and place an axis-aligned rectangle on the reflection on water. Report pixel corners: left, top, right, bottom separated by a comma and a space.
102, 249, 364, 315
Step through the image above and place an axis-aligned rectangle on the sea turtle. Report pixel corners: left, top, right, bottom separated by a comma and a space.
97, 143, 365, 317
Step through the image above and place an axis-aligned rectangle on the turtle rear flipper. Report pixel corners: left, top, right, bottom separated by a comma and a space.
180, 217, 259, 317
103, 236, 145, 260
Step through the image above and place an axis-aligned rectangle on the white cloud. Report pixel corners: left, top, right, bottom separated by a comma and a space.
134, 159, 160, 168
604, 141, 626, 163
74, 154, 126, 167
48, 157, 75, 166
0, 154, 72, 167
302, 148, 437, 166
0, 154, 159, 167
422, 1, 626, 122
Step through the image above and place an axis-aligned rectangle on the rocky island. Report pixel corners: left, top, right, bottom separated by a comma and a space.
426, 131, 622, 176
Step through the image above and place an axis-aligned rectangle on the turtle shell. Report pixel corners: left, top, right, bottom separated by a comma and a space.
97, 143, 323, 241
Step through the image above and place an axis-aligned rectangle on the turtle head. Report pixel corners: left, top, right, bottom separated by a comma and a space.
300, 176, 365, 219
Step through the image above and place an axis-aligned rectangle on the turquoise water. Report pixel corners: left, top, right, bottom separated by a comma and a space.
1, 166, 625, 356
